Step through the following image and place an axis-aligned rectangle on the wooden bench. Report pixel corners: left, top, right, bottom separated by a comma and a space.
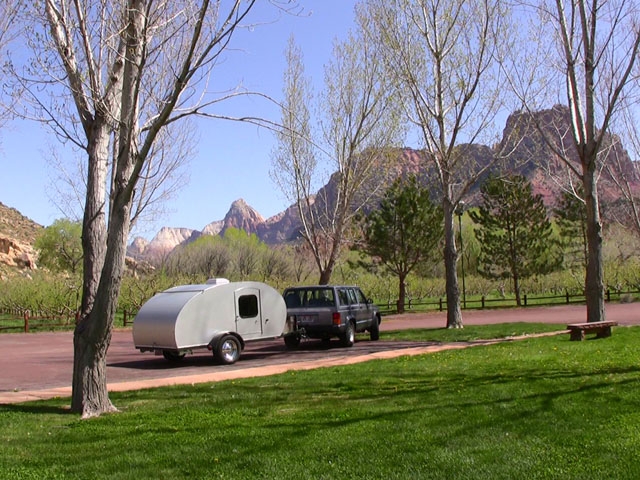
567, 321, 618, 341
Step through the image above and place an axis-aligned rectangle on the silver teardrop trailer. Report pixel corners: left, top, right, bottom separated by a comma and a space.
133, 278, 292, 364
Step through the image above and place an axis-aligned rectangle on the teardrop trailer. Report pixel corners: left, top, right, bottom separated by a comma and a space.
133, 278, 295, 365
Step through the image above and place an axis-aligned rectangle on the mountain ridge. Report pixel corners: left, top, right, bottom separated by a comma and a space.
2, 106, 638, 270
127, 105, 640, 263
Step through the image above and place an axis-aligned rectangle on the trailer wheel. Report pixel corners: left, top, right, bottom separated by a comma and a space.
339, 321, 355, 347
215, 335, 242, 365
162, 350, 186, 362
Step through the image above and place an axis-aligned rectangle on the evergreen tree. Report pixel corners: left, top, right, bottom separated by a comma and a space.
470, 175, 561, 306
362, 176, 443, 313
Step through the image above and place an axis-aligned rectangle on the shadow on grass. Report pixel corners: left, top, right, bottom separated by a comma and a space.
0, 403, 72, 415
225, 364, 640, 455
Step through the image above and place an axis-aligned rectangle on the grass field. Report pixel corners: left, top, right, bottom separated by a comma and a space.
1, 325, 639, 479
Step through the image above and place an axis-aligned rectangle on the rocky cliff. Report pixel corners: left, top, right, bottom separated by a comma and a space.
0, 202, 42, 278
126, 226, 195, 262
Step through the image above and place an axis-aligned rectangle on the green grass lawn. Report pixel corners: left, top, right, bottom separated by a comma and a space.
376, 322, 567, 342
1, 325, 640, 479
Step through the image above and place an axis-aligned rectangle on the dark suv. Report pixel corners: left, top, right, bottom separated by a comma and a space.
282, 285, 381, 348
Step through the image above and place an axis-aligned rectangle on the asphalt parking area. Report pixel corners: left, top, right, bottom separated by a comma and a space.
1, 302, 638, 404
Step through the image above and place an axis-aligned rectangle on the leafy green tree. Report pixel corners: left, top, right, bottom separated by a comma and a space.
222, 228, 268, 280
470, 175, 561, 306
260, 247, 292, 285
554, 187, 588, 271
167, 235, 231, 280
362, 176, 443, 313
35, 219, 83, 274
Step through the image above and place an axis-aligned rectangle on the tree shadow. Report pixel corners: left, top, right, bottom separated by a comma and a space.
0, 403, 72, 415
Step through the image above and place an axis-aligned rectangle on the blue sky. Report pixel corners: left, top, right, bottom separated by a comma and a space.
0, 1, 357, 239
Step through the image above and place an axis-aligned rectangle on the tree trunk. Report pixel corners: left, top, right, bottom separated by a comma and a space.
397, 272, 407, 314
583, 165, 605, 323
72, 122, 111, 415
71, 315, 116, 417
319, 268, 332, 285
513, 272, 521, 307
71, 175, 134, 417
79, 122, 111, 317
444, 203, 463, 328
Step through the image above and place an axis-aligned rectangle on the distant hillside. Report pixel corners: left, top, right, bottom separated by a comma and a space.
0, 202, 42, 244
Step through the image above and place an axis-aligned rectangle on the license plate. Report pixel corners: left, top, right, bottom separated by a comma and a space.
297, 315, 317, 324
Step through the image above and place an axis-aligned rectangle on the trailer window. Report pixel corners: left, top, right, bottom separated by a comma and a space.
238, 295, 259, 318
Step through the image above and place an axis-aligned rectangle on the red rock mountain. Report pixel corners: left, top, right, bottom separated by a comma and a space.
8, 105, 636, 270
121, 105, 637, 262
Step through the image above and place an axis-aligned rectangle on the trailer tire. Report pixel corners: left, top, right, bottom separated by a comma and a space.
214, 335, 242, 365
339, 320, 355, 347
162, 350, 186, 362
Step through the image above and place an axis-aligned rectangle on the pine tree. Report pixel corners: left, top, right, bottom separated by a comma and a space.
362, 176, 442, 313
470, 175, 561, 306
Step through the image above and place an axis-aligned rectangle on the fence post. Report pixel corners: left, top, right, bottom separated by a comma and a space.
123, 310, 128, 327
23, 310, 29, 333
565, 290, 569, 304
439, 298, 443, 312
524, 294, 527, 307
481, 296, 485, 309
606, 289, 611, 302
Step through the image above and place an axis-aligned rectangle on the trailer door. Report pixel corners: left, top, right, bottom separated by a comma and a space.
235, 288, 263, 336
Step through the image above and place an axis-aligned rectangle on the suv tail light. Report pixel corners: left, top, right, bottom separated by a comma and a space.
332, 312, 341, 325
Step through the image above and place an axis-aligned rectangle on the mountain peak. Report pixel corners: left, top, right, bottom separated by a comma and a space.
230, 198, 249, 208
222, 198, 265, 235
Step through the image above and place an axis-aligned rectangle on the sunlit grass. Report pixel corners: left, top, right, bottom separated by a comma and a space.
377, 322, 566, 342
1, 325, 639, 479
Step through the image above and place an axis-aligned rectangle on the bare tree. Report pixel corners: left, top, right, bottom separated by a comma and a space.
364, 0, 513, 328
508, 0, 640, 323
9, 0, 292, 417
606, 104, 640, 237
272, 10, 403, 284
0, 1, 25, 125
43, 120, 193, 233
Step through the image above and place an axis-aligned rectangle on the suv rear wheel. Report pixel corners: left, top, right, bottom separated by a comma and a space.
284, 334, 301, 349
340, 320, 355, 347
369, 314, 380, 341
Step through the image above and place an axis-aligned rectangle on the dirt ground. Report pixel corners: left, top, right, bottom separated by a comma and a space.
1, 302, 638, 404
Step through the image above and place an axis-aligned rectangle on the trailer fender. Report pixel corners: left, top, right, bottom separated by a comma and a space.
207, 332, 245, 351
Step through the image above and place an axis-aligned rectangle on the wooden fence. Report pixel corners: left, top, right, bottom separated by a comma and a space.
1, 288, 638, 332
0, 309, 135, 333
376, 288, 639, 315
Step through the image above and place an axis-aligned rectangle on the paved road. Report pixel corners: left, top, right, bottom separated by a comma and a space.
1, 303, 638, 404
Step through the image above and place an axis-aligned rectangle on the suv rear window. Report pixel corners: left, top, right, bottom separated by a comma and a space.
284, 288, 335, 308
337, 288, 350, 306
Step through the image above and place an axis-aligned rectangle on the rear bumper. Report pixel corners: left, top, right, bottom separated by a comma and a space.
296, 322, 346, 339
